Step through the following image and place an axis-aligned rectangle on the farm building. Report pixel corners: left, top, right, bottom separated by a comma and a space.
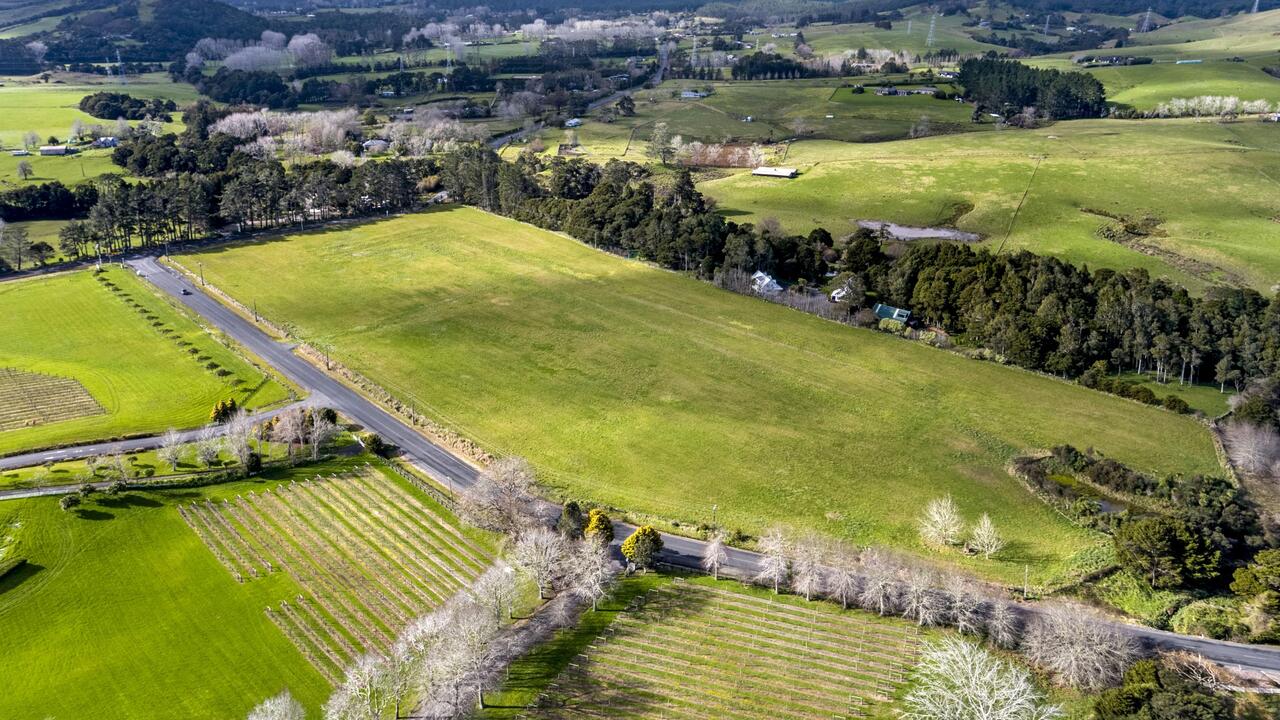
680, 89, 709, 99
361, 139, 389, 154
752, 166, 798, 179
10, 149, 29, 156
564, 118, 584, 128
830, 285, 853, 303
39, 145, 68, 156
91, 136, 118, 148
873, 303, 911, 323
751, 271, 782, 295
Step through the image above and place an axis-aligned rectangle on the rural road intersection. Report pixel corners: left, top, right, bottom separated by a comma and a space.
4, 252, 1280, 678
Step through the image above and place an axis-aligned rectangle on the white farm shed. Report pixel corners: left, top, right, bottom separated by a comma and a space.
751, 166, 798, 179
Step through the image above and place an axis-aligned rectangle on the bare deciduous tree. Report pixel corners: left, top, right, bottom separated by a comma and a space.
472, 563, 518, 622
945, 577, 985, 636
226, 409, 255, 468
323, 653, 394, 720
1223, 420, 1280, 476
901, 569, 944, 627
986, 601, 1023, 649
513, 527, 566, 599
905, 637, 1063, 720
459, 456, 539, 533
196, 424, 222, 467
309, 412, 338, 460
858, 550, 899, 616
1023, 606, 1137, 690
273, 407, 307, 460
247, 689, 305, 720
919, 495, 965, 548
754, 528, 790, 593
159, 428, 184, 471
567, 538, 616, 611
790, 534, 824, 601
969, 512, 1005, 559
701, 531, 728, 580
824, 543, 860, 609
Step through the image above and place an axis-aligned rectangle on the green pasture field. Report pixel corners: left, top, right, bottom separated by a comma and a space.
1117, 374, 1231, 417
1026, 57, 1280, 111
0, 267, 289, 455
0, 148, 121, 186
699, 118, 1280, 292
0, 72, 195, 150
0, 12, 61, 37
0, 454, 451, 719
765, 12, 1004, 57
517, 78, 988, 160
181, 207, 1223, 585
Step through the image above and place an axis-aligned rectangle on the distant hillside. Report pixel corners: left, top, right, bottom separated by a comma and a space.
36, 0, 266, 63
698, 0, 1253, 23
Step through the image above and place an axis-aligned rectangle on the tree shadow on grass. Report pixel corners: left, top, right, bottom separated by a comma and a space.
74, 508, 113, 521
991, 540, 1055, 569
0, 561, 43, 596
97, 493, 161, 509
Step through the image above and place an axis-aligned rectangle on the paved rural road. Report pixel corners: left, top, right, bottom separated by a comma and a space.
80, 255, 1274, 676
0, 403, 309, 478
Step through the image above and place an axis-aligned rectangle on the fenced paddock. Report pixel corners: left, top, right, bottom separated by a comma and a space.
180, 467, 494, 682
0, 368, 103, 431
524, 579, 922, 719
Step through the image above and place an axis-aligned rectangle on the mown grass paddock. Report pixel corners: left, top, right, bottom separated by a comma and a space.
0, 267, 288, 455
182, 207, 1221, 585
520, 578, 923, 719
181, 465, 495, 682
0, 72, 194, 150
701, 118, 1280, 292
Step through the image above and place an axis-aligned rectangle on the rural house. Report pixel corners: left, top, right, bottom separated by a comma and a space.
873, 303, 911, 323
751, 270, 782, 295
680, 89, 709, 99
564, 118, 584, 128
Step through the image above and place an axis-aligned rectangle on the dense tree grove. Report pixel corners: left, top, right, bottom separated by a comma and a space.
78, 92, 177, 122
958, 56, 1107, 119
0, 182, 97, 223
730, 52, 827, 80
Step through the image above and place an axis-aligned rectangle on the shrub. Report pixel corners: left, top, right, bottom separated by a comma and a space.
584, 508, 614, 544
620, 525, 663, 570
557, 500, 585, 539
1161, 395, 1191, 414
1170, 599, 1248, 640
877, 318, 906, 334
361, 432, 390, 457
59, 495, 81, 511
77, 483, 96, 498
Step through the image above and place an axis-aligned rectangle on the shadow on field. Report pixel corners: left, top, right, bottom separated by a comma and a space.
97, 493, 161, 509
0, 561, 43, 596
74, 508, 113, 521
